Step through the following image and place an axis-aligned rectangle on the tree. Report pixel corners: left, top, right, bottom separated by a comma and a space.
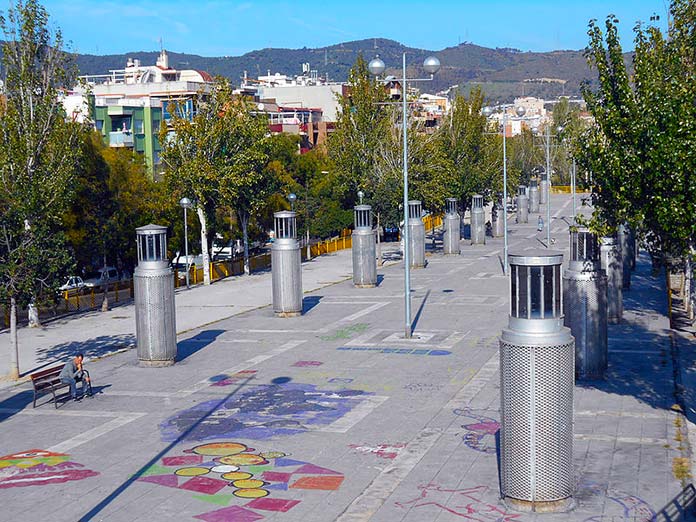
161, 79, 272, 279
580, 3, 696, 317
437, 88, 498, 207
328, 54, 390, 202
0, 0, 84, 378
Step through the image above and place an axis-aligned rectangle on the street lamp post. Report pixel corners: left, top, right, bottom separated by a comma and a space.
482, 104, 526, 274
571, 156, 577, 220
546, 124, 551, 247
368, 53, 440, 339
179, 197, 192, 289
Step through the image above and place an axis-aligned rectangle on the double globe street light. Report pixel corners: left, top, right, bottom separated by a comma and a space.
482, 104, 526, 274
368, 53, 440, 339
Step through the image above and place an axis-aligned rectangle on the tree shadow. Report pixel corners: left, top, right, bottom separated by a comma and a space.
177, 330, 226, 362
28, 334, 136, 376
79, 373, 255, 522
576, 254, 675, 412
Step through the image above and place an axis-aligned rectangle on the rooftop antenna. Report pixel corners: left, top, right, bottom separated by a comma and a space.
159, 37, 163, 52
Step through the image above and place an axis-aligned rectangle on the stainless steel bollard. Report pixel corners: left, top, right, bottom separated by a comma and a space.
564, 228, 608, 380
471, 194, 486, 245
492, 201, 505, 238
272, 211, 303, 316
352, 205, 377, 287
134, 224, 177, 367
443, 197, 461, 255
618, 223, 631, 289
540, 174, 549, 205
528, 179, 540, 214
500, 251, 574, 512
408, 200, 426, 268
600, 236, 623, 324
516, 186, 528, 224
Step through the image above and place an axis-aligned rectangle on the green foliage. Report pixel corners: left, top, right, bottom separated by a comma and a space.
64, 132, 176, 272
580, 4, 696, 258
329, 54, 390, 201
436, 88, 498, 207
161, 78, 274, 272
0, 0, 85, 307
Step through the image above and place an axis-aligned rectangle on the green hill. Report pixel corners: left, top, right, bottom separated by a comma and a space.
69, 38, 608, 102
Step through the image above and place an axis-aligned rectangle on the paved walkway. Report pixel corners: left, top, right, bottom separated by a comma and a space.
0, 245, 380, 384
0, 194, 693, 522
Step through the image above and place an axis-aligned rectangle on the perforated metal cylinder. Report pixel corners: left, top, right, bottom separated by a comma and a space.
528, 181, 540, 214
272, 211, 302, 316
618, 224, 631, 289
352, 205, 377, 287
540, 178, 549, 205
443, 198, 460, 255
471, 195, 486, 245
600, 237, 623, 324
408, 200, 425, 268
492, 204, 505, 238
500, 251, 574, 512
517, 187, 529, 224
564, 270, 608, 380
134, 224, 177, 367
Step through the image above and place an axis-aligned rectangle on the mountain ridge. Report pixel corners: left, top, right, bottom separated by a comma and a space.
69, 38, 600, 101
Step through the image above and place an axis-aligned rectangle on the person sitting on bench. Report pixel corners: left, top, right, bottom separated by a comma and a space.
59, 353, 91, 401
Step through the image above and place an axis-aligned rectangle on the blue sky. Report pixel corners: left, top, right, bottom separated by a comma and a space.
40, 0, 669, 56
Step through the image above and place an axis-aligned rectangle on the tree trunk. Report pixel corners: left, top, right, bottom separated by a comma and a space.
28, 302, 41, 328
101, 254, 109, 311
686, 254, 693, 321
9, 298, 19, 380
197, 206, 211, 285
376, 212, 383, 266
241, 212, 250, 276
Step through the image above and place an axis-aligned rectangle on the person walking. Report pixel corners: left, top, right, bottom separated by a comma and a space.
59, 353, 91, 402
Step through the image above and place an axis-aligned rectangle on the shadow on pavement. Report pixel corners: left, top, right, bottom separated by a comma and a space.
302, 295, 322, 314
462, 223, 471, 240
176, 330, 225, 362
79, 373, 255, 522
576, 256, 677, 413
27, 334, 136, 377
0, 390, 34, 422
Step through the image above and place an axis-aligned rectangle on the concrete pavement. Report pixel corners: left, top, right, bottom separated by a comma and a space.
0, 193, 693, 522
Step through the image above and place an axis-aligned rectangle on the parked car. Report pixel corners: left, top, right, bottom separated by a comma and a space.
83, 266, 123, 289
59, 276, 85, 294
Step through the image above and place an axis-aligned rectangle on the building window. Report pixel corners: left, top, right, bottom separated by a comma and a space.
134, 119, 144, 134
152, 120, 160, 132
95, 119, 104, 131
153, 150, 161, 165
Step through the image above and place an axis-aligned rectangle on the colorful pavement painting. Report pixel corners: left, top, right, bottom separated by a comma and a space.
0, 449, 99, 489
160, 382, 371, 441
137, 441, 344, 521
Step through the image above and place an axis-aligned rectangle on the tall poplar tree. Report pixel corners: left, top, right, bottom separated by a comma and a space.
0, 0, 84, 378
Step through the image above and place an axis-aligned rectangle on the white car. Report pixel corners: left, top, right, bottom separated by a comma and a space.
59, 276, 85, 294
83, 266, 122, 289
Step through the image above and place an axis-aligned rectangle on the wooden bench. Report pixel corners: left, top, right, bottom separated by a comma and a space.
30, 365, 91, 408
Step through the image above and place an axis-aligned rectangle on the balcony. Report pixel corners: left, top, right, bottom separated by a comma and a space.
109, 131, 134, 147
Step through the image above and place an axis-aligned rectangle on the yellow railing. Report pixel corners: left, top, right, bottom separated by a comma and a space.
3, 218, 446, 327
550, 185, 591, 194
2, 281, 135, 328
